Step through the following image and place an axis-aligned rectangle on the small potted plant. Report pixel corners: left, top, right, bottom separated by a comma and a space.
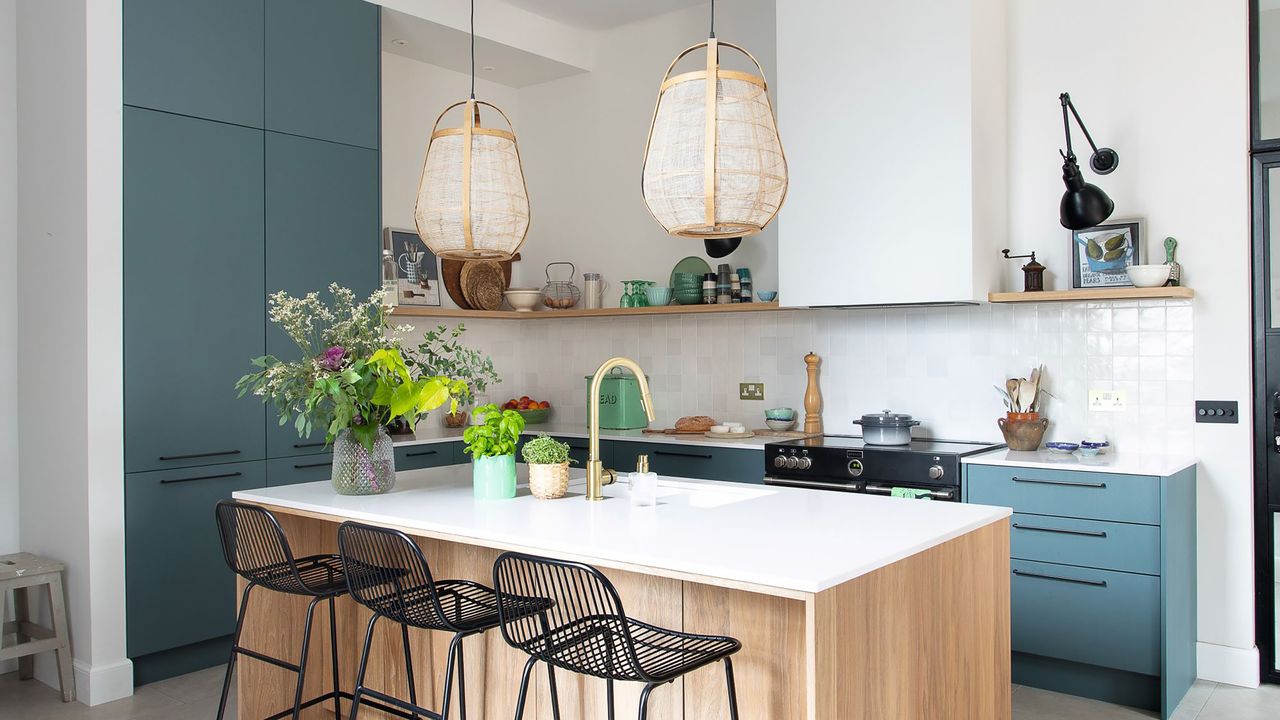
521, 434, 575, 500
410, 324, 501, 428
463, 404, 525, 499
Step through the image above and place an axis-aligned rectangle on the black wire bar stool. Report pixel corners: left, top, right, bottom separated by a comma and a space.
336, 522, 553, 720
492, 551, 743, 720
212, 501, 401, 720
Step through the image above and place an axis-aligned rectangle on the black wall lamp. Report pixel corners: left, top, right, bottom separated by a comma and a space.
1058, 92, 1119, 230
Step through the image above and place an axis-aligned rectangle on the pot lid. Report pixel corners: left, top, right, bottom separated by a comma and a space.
856, 409, 918, 427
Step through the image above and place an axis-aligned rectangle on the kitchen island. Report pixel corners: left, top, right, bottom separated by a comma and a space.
233, 467, 1011, 719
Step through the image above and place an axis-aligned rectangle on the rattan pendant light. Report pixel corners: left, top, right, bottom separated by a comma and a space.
414, 0, 529, 260
641, 0, 787, 239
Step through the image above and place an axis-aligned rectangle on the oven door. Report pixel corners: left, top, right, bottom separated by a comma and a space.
764, 476, 865, 493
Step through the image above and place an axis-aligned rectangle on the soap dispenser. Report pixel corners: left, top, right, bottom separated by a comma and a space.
631, 455, 657, 507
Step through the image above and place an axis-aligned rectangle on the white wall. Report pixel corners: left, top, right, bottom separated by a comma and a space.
0, 0, 18, 558
510, 0, 780, 294
16, 0, 129, 704
1003, 0, 1255, 686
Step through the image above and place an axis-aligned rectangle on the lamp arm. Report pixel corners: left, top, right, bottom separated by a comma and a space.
1060, 92, 1103, 156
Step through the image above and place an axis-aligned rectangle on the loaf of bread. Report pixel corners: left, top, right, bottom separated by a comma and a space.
674, 415, 717, 432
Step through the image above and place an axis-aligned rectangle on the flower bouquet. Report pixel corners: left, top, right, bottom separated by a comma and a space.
236, 284, 465, 495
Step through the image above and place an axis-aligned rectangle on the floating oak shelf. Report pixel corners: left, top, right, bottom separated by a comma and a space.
987, 287, 1194, 303
389, 301, 787, 320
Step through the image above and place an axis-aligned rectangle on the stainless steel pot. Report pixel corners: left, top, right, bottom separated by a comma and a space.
852, 410, 920, 446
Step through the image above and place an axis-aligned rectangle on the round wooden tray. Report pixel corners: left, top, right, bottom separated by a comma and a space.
441, 254, 518, 309
703, 430, 756, 440
460, 260, 507, 311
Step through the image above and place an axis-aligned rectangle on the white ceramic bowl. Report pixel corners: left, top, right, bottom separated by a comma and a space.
503, 289, 542, 312
1126, 265, 1171, 288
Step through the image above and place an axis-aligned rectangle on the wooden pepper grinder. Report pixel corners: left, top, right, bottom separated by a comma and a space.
804, 352, 823, 436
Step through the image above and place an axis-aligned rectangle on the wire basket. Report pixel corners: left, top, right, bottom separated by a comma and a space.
541, 262, 581, 309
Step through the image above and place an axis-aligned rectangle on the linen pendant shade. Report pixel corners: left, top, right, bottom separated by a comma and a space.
414, 99, 530, 260
642, 38, 787, 239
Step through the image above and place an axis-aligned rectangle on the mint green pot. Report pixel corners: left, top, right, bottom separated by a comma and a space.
473, 454, 517, 500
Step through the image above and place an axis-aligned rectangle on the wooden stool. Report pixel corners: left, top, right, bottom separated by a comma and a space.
0, 553, 75, 702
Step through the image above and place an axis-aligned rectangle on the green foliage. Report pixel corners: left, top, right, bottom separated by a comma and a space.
235, 284, 467, 450
520, 434, 575, 465
463, 404, 525, 459
408, 324, 500, 404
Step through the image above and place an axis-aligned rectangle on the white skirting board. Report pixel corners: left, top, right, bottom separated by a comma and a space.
32, 654, 133, 706
1197, 642, 1261, 688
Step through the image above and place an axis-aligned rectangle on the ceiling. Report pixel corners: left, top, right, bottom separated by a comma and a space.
382, 8, 586, 88
500, 0, 706, 30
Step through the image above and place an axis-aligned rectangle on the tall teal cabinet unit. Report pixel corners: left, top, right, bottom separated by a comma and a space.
964, 461, 1197, 719
123, 0, 380, 685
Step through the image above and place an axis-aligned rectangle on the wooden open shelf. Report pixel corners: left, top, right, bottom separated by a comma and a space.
389, 301, 788, 320
987, 287, 1194, 303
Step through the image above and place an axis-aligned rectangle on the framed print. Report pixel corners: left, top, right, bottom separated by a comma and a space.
1071, 220, 1143, 289
384, 227, 440, 307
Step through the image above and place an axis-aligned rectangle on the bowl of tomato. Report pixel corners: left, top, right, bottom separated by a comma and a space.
503, 396, 552, 425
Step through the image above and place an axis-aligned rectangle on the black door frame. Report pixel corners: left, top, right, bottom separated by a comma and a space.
1254, 0, 1280, 686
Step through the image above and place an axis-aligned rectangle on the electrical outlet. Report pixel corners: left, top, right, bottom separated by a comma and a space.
739, 383, 765, 401
1088, 389, 1127, 412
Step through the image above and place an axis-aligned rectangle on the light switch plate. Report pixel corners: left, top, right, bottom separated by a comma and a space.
1088, 389, 1127, 412
1194, 400, 1238, 424
739, 383, 765, 401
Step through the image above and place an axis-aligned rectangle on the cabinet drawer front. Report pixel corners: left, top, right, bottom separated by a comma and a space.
395, 443, 461, 472
1010, 513, 1159, 575
266, 455, 334, 487
621, 443, 764, 484
516, 435, 595, 468
967, 465, 1159, 524
1011, 559, 1159, 676
126, 462, 266, 657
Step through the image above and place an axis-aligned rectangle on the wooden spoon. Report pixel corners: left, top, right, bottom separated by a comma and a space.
1005, 379, 1020, 410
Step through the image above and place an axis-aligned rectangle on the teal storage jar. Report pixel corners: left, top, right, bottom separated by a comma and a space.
473, 454, 516, 499
586, 367, 651, 430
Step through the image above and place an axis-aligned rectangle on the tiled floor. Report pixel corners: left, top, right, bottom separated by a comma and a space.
2, 667, 1279, 719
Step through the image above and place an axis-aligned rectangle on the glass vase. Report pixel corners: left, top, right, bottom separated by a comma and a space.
332, 426, 396, 495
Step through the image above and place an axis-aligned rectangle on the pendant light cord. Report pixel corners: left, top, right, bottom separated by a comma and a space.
709, 0, 715, 38
469, 0, 476, 99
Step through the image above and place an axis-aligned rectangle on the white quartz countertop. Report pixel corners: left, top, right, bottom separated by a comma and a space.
394, 421, 789, 451
234, 466, 1010, 595
963, 448, 1197, 477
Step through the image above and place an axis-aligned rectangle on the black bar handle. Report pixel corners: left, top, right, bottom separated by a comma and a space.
652, 450, 714, 460
405, 449, 438, 457
1012, 569, 1107, 587
160, 471, 243, 485
293, 462, 333, 470
1011, 475, 1106, 489
1013, 523, 1107, 538
158, 449, 241, 461
293, 442, 327, 449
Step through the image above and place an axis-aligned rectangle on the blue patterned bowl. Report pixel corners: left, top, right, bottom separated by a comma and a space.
1045, 442, 1079, 454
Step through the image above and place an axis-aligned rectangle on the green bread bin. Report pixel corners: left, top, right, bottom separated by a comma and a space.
586, 368, 650, 430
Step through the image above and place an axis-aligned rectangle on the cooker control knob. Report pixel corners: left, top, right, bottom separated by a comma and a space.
797, 457, 813, 470
928, 465, 945, 480
847, 459, 864, 477
784, 456, 800, 470
773, 455, 787, 469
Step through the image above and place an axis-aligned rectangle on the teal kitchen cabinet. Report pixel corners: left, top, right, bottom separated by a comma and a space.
395, 442, 465, 472
266, 0, 380, 149
612, 442, 765, 483
515, 434, 605, 468
124, 108, 266, 473
124, 0, 265, 127
264, 132, 379, 457
125, 462, 265, 673
965, 463, 1196, 719
265, 455, 334, 487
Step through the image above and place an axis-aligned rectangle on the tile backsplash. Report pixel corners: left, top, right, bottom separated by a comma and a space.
401, 298, 1194, 456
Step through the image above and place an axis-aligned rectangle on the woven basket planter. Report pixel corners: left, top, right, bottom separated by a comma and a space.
528, 462, 569, 500
642, 39, 787, 239
415, 99, 530, 260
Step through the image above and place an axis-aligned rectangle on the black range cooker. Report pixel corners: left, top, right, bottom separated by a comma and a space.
763, 435, 1005, 501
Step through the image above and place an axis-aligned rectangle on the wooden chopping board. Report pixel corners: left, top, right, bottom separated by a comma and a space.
643, 427, 816, 439
441, 253, 519, 309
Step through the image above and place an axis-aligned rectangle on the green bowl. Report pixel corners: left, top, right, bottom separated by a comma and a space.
516, 407, 552, 424
674, 291, 703, 305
